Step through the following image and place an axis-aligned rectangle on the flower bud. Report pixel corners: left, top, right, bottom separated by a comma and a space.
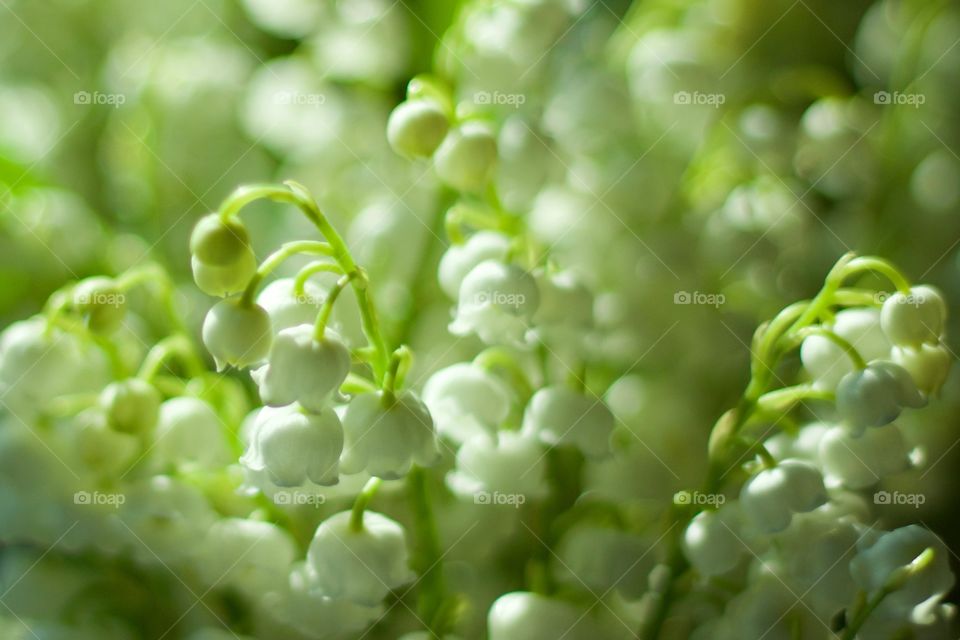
423, 363, 511, 443
488, 592, 601, 640
434, 121, 498, 192
892, 342, 952, 395
437, 231, 510, 300
190, 213, 253, 266
99, 378, 161, 435
306, 510, 414, 605
201, 296, 273, 371
153, 397, 232, 470
836, 361, 925, 433
72, 277, 126, 333
880, 285, 947, 347
191, 253, 258, 298
446, 432, 548, 500
198, 518, 296, 598
241, 404, 343, 488
522, 385, 614, 459
683, 504, 745, 576
800, 308, 891, 390
252, 324, 350, 413
739, 459, 827, 533
340, 391, 439, 479
387, 100, 449, 158
818, 423, 910, 489
450, 260, 540, 346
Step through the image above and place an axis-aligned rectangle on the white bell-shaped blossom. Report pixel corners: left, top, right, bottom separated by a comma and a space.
880, 285, 947, 347
422, 362, 511, 443
257, 277, 362, 345
241, 404, 343, 488
528, 270, 594, 351
739, 459, 827, 533
851, 525, 954, 617
434, 121, 498, 192
252, 324, 351, 413
305, 510, 414, 605
449, 260, 540, 347
0, 317, 110, 418
683, 503, 746, 577
818, 422, 911, 489
153, 397, 233, 471
487, 592, 611, 640
799, 308, 891, 390
446, 431, 548, 501
387, 100, 449, 158
892, 342, 952, 395
198, 518, 297, 597
263, 562, 383, 639
437, 231, 511, 300
522, 385, 615, 459
836, 361, 926, 434
191, 253, 258, 299
201, 296, 273, 371
340, 391, 439, 479
99, 378, 161, 435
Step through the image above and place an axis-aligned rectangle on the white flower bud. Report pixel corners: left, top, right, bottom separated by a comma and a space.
818, 423, 911, 489
387, 100, 449, 158
305, 510, 414, 605
423, 363, 511, 443
256, 277, 323, 334
189, 213, 253, 266
836, 361, 926, 433
892, 342, 952, 395
201, 296, 273, 371
447, 431, 548, 500
522, 385, 614, 459
191, 252, 258, 298
851, 525, 953, 614
241, 404, 343, 488
683, 504, 745, 576
71, 277, 127, 333
881, 285, 947, 347
800, 308, 891, 390
450, 260, 540, 346
199, 518, 296, 597
438, 231, 510, 300
252, 324, 350, 413
434, 121, 498, 192
99, 378, 161, 435
340, 391, 439, 479
153, 397, 232, 470
488, 592, 603, 640
740, 459, 827, 533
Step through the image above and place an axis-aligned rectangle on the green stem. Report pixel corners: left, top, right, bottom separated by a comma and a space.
838, 257, 911, 295
138, 335, 206, 381
793, 327, 868, 369
294, 261, 344, 299
349, 477, 383, 533
240, 240, 334, 307
407, 466, 448, 635
756, 384, 836, 414
382, 346, 412, 399
314, 273, 353, 341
